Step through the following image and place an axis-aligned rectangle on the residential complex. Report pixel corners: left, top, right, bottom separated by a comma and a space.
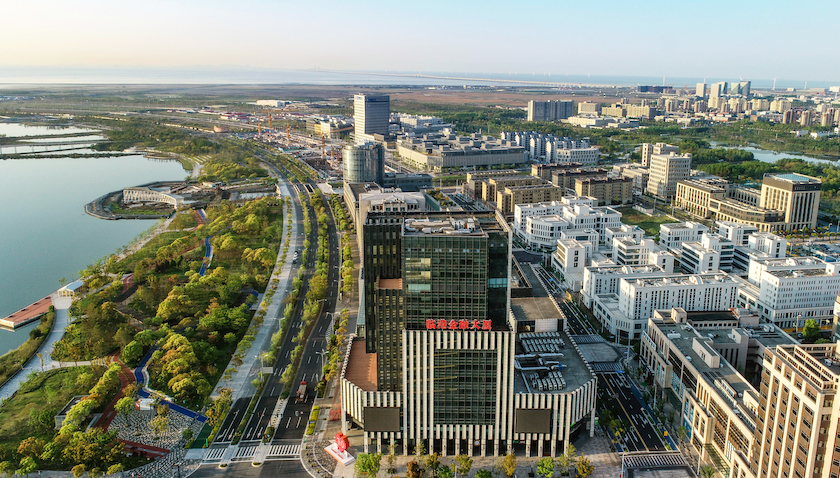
500, 132, 598, 165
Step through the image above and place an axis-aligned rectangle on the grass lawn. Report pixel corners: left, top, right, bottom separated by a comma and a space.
0, 366, 102, 458
615, 207, 673, 237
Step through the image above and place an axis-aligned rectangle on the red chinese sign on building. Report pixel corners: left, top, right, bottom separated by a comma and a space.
425, 319, 492, 331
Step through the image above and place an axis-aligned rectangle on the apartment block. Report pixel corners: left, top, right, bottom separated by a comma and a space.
647, 152, 692, 199
641, 143, 680, 168
527, 100, 575, 122
574, 177, 633, 206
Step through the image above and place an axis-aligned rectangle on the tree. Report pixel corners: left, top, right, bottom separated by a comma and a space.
496, 453, 517, 478
414, 440, 426, 457
423, 453, 440, 478
576, 454, 594, 478
17, 437, 45, 459
406, 460, 424, 478
387, 442, 398, 476
0, 462, 13, 478
537, 456, 556, 478
556, 443, 577, 476
150, 414, 169, 438
455, 454, 473, 478
354, 452, 383, 476
16, 457, 36, 477
72, 464, 86, 478
475, 470, 493, 478
699, 465, 717, 478
802, 319, 821, 343
438, 465, 453, 478
115, 396, 136, 426
121, 340, 144, 366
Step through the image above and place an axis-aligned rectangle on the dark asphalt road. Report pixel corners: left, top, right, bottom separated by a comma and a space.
190, 460, 309, 478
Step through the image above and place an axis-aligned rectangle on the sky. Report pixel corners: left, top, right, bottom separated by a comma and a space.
1, 0, 838, 83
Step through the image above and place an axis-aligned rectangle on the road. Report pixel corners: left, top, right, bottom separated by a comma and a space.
520, 261, 665, 452
233, 173, 341, 444
190, 460, 309, 478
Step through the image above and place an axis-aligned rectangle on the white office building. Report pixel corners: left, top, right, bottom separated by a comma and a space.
736, 257, 840, 328
716, 221, 758, 247
732, 231, 787, 272
591, 273, 739, 340
659, 221, 709, 253
513, 198, 621, 248
612, 237, 676, 273
679, 233, 734, 274
581, 265, 667, 308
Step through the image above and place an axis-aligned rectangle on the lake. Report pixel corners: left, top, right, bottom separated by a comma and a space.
0, 122, 188, 355
710, 142, 838, 166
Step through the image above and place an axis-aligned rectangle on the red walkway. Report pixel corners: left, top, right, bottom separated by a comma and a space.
96, 357, 136, 431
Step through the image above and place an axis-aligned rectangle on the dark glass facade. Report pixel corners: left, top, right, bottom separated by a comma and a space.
363, 211, 510, 393
433, 349, 498, 425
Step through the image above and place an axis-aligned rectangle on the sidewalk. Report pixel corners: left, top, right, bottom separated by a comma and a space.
210, 174, 301, 403
0, 294, 73, 401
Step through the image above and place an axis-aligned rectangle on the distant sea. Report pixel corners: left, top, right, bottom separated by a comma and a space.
0, 67, 835, 90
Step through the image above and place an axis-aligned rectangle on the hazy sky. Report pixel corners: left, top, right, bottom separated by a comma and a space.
2, 0, 838, 82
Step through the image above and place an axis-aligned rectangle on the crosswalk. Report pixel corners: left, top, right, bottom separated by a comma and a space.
622, 452, 686, 469
202, 443, 301, 464
203, 447, 225, 460
267, 444, 301, 457
570, 334, 607, 344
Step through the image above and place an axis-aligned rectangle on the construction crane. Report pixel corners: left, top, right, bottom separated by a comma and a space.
321, 134, 326, 148
257, 121, 262, 135
268, 112, 272, 132
286, 120, 291, 139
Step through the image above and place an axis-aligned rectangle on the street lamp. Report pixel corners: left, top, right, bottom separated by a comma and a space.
796, 313, 803, 338
315, 349, 327, 371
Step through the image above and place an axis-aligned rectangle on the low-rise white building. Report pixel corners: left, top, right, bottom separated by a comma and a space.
612, 237, 675, 273
716, 221, 758, 247
679, 233, 734, 274
738, 257, 840, 328
581, 265, 667, 308
591, 272, 739, 341
513, 199, 621, 249
659, 221, 708, 253
551, 238, 596, 291
732, 231, 787, 272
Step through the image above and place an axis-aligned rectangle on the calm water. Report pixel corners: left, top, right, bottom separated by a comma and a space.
711, 142, 838, 166
0, 123, 188, 354
0, 67, 831, 90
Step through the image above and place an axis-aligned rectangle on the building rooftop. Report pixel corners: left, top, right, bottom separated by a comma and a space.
769, 172, 821, 184
343, 339, 377, 392
403, 217, 486, 236
627, 273, 736, 288
513, 329, 595, 395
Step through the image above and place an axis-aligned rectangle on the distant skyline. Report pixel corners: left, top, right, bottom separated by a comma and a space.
1, 0, 838, 83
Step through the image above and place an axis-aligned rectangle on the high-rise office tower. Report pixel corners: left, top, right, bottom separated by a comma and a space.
527, 100, 575, 122
354, 94, 390, 141
646, 152, 692, 199
343, 142, 384, 185
709, 81, 729, 98
696, 82, 706, 97
342, 210, 597, 457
